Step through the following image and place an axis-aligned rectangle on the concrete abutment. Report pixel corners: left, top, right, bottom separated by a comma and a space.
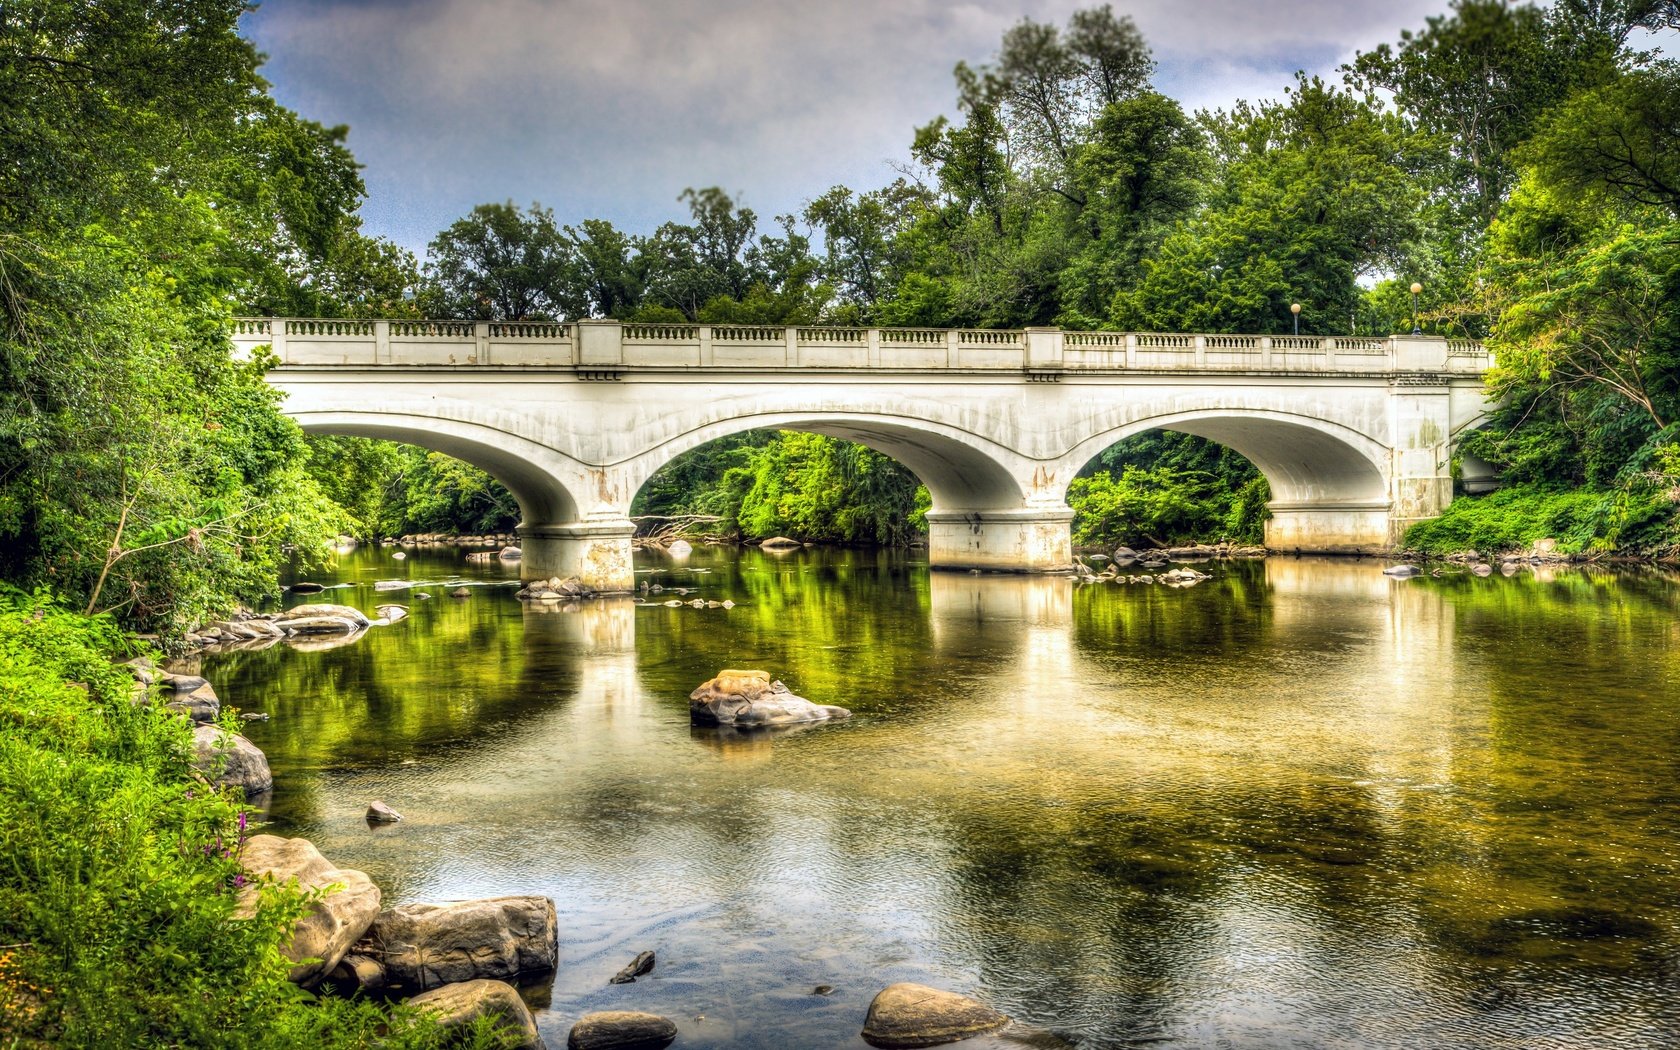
517, 521, 637, 592
926, 509, 1075, 573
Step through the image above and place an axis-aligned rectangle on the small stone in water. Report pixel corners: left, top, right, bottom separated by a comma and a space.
366, 800, 403, 824
812, 984, 835, 996
609, 950, 656, 984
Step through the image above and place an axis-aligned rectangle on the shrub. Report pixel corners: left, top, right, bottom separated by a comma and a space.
1403, 486, 1608, 555
0, 590, 495, 1049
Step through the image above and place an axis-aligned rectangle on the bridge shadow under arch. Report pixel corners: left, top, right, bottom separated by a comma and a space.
291, 410, 585, 525
624, 412, 1033, 514
1058, 409, 1394, 549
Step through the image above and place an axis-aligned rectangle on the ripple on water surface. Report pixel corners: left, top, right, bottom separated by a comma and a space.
199, 547, 1680, 1049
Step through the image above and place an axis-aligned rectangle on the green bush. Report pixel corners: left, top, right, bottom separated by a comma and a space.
1068, 465, 1267, 549
0, 591, 493, 1049
1403, 486, 1609, 555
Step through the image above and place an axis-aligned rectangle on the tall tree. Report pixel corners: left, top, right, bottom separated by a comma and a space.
424, 201, 584, 320
1114, 77, 1431, 333
0, 0, 356, 629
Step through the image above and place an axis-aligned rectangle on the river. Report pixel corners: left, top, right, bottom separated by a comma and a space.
196, 546, 1680, 1049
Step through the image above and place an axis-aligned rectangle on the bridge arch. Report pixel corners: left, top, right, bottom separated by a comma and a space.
290, 410, 585, 524
1056, 409, 1395, 550
621, 411, 1034, 513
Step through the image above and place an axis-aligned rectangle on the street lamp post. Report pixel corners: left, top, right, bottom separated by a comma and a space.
1410, 282, 1423, 336
1290, 302, 1301, 336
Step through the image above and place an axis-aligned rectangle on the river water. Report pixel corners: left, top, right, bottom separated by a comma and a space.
199, 546, 1680, 1049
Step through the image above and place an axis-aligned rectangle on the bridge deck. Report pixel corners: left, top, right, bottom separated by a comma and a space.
233, 319, 1489, 375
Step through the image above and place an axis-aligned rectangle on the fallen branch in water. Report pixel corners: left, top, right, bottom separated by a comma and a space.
631, 514, 724, 549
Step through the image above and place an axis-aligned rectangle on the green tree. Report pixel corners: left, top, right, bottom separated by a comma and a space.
1114, 77, 1430, 334
383, 450, 521, 535
1058, 92, 1207, 325
0, 0, 358, 631
1343, 0, 1623, 231
568, 217, 645, 318
1519, 63, 1680, 215
424, 200, 584, 320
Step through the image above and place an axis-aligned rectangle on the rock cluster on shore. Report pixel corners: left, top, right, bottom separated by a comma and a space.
166, 603, 413, 656
238, 833, 558, 1048
390, 531, 520, 548
1068, 542, 1265, 587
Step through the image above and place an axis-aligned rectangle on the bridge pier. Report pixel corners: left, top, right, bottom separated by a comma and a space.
1264, 502, 1393, 553
926, 509, 1074, 573
517, 521, 636, 593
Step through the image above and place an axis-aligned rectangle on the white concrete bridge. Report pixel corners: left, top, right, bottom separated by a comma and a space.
232, 318, 1493, 589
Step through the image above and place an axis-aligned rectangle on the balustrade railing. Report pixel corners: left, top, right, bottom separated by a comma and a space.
231, 318, 1490, 374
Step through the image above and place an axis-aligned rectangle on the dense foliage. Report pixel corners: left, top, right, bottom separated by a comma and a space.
632, 431, 929, 546
0, 593, 495, 1048
1069, 432, 1268, 548
0, 0, 424, 632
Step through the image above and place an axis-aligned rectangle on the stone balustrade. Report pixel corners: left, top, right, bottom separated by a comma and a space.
232, 318, 1488, 375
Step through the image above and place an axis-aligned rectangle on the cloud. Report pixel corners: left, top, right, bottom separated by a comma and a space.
244, 0, 1454, 253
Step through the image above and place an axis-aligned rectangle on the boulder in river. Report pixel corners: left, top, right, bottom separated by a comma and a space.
567, 1011, 677, 1050
192, 725, 271, 796
237, 835, 381, 985
759, 535, 801, 549
1383, 564, 1423, 577
499, 545, 523, 561
290, 582, 326, 594
369, 895, 558, 990
411, 979, 544, 1050
366, 800, 403, 824
689, 669, 851, 728
276, 604, 371, 634
861, 983, 1010, 1049
375, 604, 408, 622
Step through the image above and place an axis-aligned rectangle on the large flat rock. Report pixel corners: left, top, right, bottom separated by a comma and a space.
862, 982, 1009, 1048
237, 834, 382, 985
370, 895, 558, 990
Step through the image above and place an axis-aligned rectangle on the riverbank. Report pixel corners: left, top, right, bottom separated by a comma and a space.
0, 593, 494, 1048
1402, 484, 1680, 563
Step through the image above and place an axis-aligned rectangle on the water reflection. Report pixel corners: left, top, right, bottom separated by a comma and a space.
199, 548, 1680, 1049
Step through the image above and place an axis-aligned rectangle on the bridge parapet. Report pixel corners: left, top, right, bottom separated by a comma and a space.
232, 318, 1490, 375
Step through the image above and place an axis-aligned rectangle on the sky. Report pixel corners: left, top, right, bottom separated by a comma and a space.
243, 0, 1460, 255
